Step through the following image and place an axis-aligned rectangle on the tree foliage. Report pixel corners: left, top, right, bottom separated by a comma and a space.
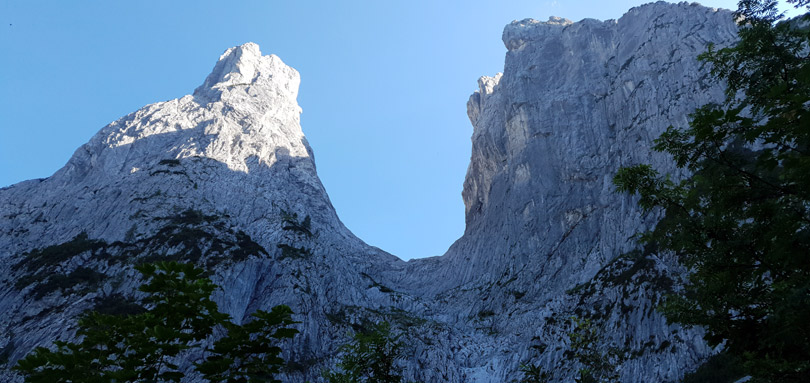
517, 317, 620, 383
516, 363, 551, 383
14, 261, 298, 383
567, 317, 621, 383
196, 305, 299, 383
681, 352, 746, 383
324, 322, 407, 383
614, 1, 810, 381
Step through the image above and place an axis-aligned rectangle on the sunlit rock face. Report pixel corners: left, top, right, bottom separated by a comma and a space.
0, 3, 739, 382
0, 42, 406, 383
2, 43, 323, 248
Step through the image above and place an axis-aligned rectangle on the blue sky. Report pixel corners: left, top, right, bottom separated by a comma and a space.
0, 0, 781, 260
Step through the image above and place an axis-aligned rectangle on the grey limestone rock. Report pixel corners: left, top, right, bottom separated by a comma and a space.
0, 2, 740, 382
401, 2, 738, 381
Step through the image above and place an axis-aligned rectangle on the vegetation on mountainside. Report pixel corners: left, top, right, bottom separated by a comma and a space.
13, 232, 108, 298
12, 209, 270, 300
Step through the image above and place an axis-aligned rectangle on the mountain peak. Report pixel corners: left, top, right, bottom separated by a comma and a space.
50, 42, 308, 187
545, 16, 574, 26
194, 42, 300, 103
202, 42, 263, 88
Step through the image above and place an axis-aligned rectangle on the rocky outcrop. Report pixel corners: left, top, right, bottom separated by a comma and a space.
0, 2, 740, 382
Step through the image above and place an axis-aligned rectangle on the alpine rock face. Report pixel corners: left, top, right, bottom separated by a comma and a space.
0, 42, 408, 381
0, 2, 739, 382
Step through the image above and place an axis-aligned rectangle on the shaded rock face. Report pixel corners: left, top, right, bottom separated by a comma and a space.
394, 3, 738, 381
414, 0, 737, 295
0, 3, 739, 382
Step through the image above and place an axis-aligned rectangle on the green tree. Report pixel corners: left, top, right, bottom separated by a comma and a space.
196, 305, 299, 383
567, 317, 621, 383
516, 317, 620, 383
681, 352, 745, 383
324, 322, 406, 383
516, 363, 551, 383
14, 261, 298, 383
614, 1, 810, 381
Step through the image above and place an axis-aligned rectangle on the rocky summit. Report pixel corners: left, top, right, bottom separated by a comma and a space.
0, 2, 739, 382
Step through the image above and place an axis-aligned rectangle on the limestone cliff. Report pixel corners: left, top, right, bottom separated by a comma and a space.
0, 42, 408, 382
395, 3, 739, 381
0, 2, 740, 382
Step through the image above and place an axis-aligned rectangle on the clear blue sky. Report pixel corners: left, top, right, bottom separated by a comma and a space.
0, 0, 776, 260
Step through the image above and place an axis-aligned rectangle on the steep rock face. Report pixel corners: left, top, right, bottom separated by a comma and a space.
1, 3, 743, 383
410, 1, 737, 295
398, 2, 739, 381
0, 43, 411, 382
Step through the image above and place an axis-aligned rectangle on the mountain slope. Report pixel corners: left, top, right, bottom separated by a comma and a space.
0, 42, 412, 382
